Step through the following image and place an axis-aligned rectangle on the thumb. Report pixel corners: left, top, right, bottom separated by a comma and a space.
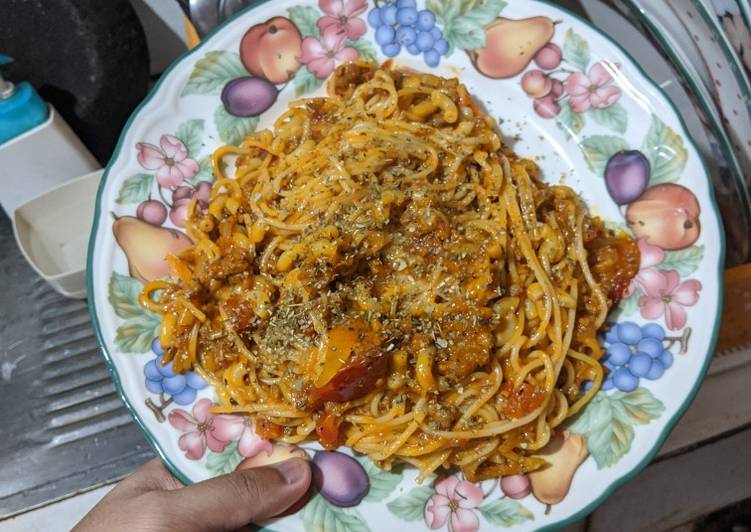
165, 458, 311, 531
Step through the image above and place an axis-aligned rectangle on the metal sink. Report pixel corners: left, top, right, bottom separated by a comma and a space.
0, 210, 153, 519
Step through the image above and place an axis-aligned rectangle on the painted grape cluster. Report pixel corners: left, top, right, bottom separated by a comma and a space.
601, 322, 674, 392
144, 338, 208, 405
368, 1, 448, 66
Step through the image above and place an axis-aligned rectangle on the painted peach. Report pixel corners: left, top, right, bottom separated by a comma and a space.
626, 184, 701, 250
469, 17, 555, 79
240, 17, 302, 84
237, 442, 309, 470
529, 430, 588, 505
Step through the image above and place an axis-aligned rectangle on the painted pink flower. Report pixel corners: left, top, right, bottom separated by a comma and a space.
424, 476, 484, 532
639, 269, 702, 330
168, 398, 230, 460
213, 415, 273, 458
624, 237, 665, 297
137, 134, 199, 188
299, 27, 359, 80
565, 62, 622, 113
317, 0, 367, 40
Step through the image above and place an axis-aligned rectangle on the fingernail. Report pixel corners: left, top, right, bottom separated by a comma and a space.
274, 458, 307, 485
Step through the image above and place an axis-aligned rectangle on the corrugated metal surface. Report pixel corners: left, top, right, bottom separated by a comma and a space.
0, 211, 153, 519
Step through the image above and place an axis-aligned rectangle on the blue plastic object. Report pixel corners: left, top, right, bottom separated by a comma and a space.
0, 55, 49, 145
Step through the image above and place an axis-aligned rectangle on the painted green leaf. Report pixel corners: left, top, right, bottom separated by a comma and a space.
556, 100, 585, 141
427, 0, 507, 55
617, 288, 640, 317
478, 499, 534, 527
355, 456, 401, 502
563, 28, 591, 72
181, 51, 248, 96
347, 39, 378, 63
579, 135, 628, 175
294, 66, 325, 97
214, 105, 259, 146
114, 312, 161, 353
116, 173, 153, 205
175, 119, 205, 158
288, 5, 321, 38
109, 272, 146, 319
386, 485, 433, 521
641, 114, 688, 184
660, 245, 704, 276
589, 102, 628, 134
568, 388, 664, 468
206, 441, 242, 477
190, 155, 215, 184
301, 495, 370, 532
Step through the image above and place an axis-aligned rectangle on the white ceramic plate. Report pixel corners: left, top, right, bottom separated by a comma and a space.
88, 1, 724, 530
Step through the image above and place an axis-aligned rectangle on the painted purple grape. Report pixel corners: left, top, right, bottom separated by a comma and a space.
312, 451, 369, 507
221, 77, 278, 117
604, 150, 650, 205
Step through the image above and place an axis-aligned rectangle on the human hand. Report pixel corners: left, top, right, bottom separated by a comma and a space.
73, 457, 311, 532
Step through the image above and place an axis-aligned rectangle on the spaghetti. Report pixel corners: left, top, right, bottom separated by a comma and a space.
142, 61, 639, 482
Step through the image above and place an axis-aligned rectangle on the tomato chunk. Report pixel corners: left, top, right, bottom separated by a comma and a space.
311, 348, 388, 403
315, 412, 342, 449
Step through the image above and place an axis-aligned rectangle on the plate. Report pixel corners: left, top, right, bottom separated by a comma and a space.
87, 0, 724, 530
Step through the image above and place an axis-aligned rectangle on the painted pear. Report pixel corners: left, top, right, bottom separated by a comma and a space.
112, 215, 192, 283
529, 430, 589, 505
469, 17, 555, 79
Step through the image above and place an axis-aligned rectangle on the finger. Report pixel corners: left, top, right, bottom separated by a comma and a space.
114, 458, 184, 498
163, 458, 311, 531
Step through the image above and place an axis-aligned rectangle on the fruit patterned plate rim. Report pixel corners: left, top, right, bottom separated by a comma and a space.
87, 0, 724, 530
623, 0, 751, 233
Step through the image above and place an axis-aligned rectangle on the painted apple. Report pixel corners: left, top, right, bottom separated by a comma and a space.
468, 17, 555, 79
529, 430, 588, 505
240, 16, 302, 84
626, 183, 701, 250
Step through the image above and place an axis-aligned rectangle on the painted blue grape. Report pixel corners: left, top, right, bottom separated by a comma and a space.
604, 324, 620, 344
637, 337, 663, 358
646, 359, 665, 380
144, 359, 162, 381
659, 350, 674, 369
368, 7, 382, 28
397, 0, 416, 7
430, 26, 442, 40
381, 4, 398, 25
641, 322, 666, 341
613, 367, 639, 392
601, 375, 615, 391
171, 386, 198, 405
434, 38, 449, 55
424, 49, 440, 67
628, 352, 652, 377
397, 7, 418, 26
186, 372, 208, 390
617, 321, 642, 345
396, 26, 417, 45
151, 337, 164, 357
416, 9, 436, 31
407, 43, 420, 55
376, 25, 396, 46
145, 378, 164, 394
162, 374, 187, 395
416, 31, 434, 51
156, 356, 176, 378
382, 42, 401, 57
607, 342, 631, 366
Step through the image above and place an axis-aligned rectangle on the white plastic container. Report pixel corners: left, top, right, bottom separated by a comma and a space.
13, 170, 102, 298
0, 105, 100, 216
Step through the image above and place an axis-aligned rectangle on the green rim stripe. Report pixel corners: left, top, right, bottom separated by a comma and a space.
86, 0, 726, 528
